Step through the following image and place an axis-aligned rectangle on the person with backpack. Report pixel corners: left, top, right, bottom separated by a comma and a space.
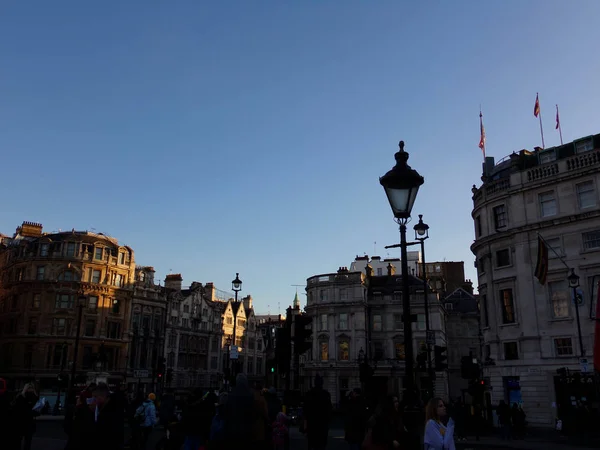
134, 393, 157, 450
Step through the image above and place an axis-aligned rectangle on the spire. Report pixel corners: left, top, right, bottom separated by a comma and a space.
293, 292, 300, 309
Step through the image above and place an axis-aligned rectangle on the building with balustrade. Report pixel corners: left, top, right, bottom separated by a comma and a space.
0, 221, 135, 390
471, 132, 600, 426
302, 262, 447, 407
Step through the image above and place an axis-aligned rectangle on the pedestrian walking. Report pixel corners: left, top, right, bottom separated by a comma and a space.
303, 375, 332, 450
424, 397, 455, 450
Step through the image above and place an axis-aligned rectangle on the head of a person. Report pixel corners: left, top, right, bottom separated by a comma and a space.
21, 383, 36, 398
235, 373, 249, 390
92, 383, 110, 408
380, 395, 399, 417
425, 397, 447, 423
147, 393, 156, 402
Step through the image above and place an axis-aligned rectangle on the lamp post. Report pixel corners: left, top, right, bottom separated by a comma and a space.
53, 341, 67, 415
380, 140, 424, 400
567, 269, 585, 357
67, 294, 86, 401
414, 215, 434, 383
225, 336, 232, 388
231, 273, 242, 379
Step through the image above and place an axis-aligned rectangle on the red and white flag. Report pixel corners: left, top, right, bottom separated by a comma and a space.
534, 94, 541, 117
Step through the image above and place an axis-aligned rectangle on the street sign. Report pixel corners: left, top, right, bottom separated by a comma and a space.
426, 331, 435, 345
133, 369, 149, 378
580, 358, 589, 373
230, 347, 239, 360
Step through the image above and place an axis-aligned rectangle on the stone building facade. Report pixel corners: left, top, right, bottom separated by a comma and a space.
302, 265, 447, 407
0, 221, 135, 389
471, 132, 600, 426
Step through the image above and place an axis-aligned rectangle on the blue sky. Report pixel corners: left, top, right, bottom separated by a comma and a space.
1, 1, 599, 313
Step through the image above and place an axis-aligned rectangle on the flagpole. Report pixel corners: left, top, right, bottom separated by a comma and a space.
556, 104, 563, 145
537, 93, 545, 148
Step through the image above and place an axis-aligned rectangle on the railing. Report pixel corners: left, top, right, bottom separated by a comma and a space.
484, 178, 510, 196
526, 163, 559, 182
566, 150, 600, 171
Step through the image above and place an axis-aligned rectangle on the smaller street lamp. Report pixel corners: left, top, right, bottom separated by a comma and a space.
568, 269, 585, 357
232, 273, 243, 296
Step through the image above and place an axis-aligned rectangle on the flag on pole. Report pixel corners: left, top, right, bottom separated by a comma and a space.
555, 105, 560, 129
534, 94, 541, 117
478, 111, 486, 155
534, 236, 548, 285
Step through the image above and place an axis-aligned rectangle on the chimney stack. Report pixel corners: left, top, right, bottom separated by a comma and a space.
387, 262, 396, 276
243, 295, 253, 311
164, 274, 183, 291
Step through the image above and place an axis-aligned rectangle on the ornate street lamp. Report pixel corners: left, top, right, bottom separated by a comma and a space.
568, 269, 585, 357
380, 140, 424, 399
232, 273, 243, 298
414, 215, 434, 383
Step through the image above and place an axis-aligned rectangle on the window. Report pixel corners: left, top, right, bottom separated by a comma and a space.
417, 314, 426, 330
183, 305, 189, 313
247, 360, 253, 374
575, 138, 593, 153
339, 341, 349, 360
481, 294, 489, 327
493, 205, 507, 228
320, 342, 328, 361
504, 342, 518, 360
210, 356, 218, 370
539, 192, 557, 217
476, 216, 482, 237
257, 357, 263, 374
554, 337, 574, 356
500, 289, 516, 324
577, 181, 596, 209
95, 247, 103, 260
28, 317, 38, 334
66, 242, 76, 257
496, 249, 511, 267
52, 345, 65, 366
36, 266, 45, 281
478, 258, 485, 274
445, 303, 453, 310
319, 290, 327, 302
107, 322, 121, 339
88, 296, 98, 310
92, 270, 101, 283
548, 281, 569, 318
32, 294, 41, 309
377, 268, 383, 276
58, 270, 75, 281
40, 244, 49, 257
226, 316, 233, 325
257, 339, 262, 351
340, 289, 347, 301
53, 318, 67, 335
339, 313, 348, 330
395, 342, 405, 360
85, 320, 95, 337
539, 149, 556, 164
392, 314, 403, 330
55, 294, 73, 309
182, 319, 189, 328
545, 238, 562, 258
373, 315, 382, 331
115, 274, 124, 287
118, 252, 125, 265
320, 314, 327, 331
583, 230, 600, 250
238, 319, 246, 328
373, 342, 384, 360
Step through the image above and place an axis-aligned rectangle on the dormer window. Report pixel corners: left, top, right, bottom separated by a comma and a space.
94, 247, 103, 260
575, 137, 594, 154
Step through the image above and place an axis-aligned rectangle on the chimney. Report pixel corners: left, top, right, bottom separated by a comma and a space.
243, 295, 253, 311
365, 264, 374, 278
387, 263, 396, 276
16, 221, 43, 238
204, 283, 215, 301
164, 274, 183, 291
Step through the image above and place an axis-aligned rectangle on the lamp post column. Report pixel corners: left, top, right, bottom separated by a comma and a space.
400, 222, 415, 395
67, 295, 86, 400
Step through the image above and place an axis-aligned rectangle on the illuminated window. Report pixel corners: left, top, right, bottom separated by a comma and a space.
320, 342, 328, 361
338, 341, 349, 361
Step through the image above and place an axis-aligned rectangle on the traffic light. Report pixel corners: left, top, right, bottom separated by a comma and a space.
416, 352, 427, 371
271, 366, 275, 373
156, 357, 166, 380
294, 314, 312, 355
166, 368, 173, 385
275, 327, 291, 375
460, 355, 479, 379
434, 345, 448, 371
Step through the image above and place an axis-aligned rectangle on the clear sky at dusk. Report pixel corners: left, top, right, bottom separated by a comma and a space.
1, 1, 599, 313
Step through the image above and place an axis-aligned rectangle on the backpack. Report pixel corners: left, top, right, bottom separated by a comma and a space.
134, 404, 147, 424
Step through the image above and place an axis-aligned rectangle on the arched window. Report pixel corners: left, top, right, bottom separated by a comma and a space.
394, 340, 406, 360
338, 340, 350, 361
320, 341, 328, 361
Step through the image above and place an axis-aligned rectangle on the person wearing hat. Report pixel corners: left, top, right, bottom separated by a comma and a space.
134, 393, 157, 449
